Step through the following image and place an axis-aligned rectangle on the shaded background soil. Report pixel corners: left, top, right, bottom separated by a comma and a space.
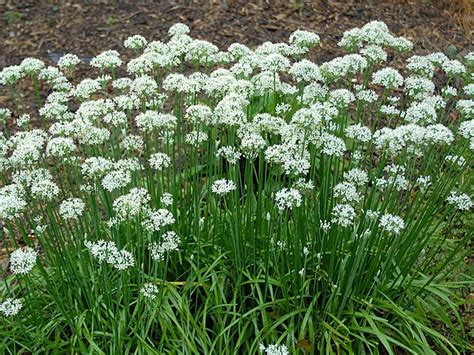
1, 0, 472, 69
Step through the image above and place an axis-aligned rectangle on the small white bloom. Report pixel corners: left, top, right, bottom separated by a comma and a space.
140, 283, 159, 299
101, 170, 131, 192
124, 35, 148, 50
259, 343, 289, 355
379, 214, 405, 235
0, 298, 23, 317
59, 198, 85, 220
211, 179, 237, 196
85, 240, 134, 270
142, 209, 175, 232
345, 124, 372, 143
446, 191, 472, 211
57, 53, 81, 71
149, 153, 171, 170
113, 188, 150, 221
90, 50, 122, 70
275, 188, 302, 211
333, 182, 361, 204
331, 204, 356, 227
10, 247, 38, 275
150, 231, 181, 262
160, 193, 173, 207
372, 67, 403, 88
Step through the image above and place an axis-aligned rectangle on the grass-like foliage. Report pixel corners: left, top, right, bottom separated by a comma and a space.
0, 21, 473, 354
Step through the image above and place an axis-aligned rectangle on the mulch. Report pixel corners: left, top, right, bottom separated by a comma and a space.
0, 0, 472, 69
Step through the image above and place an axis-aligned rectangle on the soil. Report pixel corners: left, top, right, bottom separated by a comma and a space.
0, 1, 472, 69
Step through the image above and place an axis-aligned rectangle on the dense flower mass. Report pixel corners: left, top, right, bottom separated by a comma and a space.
9, 247, 38, 275
0, 298, 23, 317
0, 20, 472, 354
59, 198, 85, 220
211, 179, 237, 195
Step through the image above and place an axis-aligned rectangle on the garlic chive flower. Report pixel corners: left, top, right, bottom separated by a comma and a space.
136, 111, 177, 132
446, 191, 473, 211
131, 75, 158, 97
331, 204, 356, 227
0, 65, 24, 85
343, 168, 369, 187
124, 35, 148, 50
168, 23, 190, 37
10, 247, 38, 275
46, 137, 76, 158
333, 182, 362, 204
259, 343, 289, 355
150, 231, 181, 262
346, 124, 372, 143
101, 170, 132, 192
57, 53, 81, 71
0, 298, 23, 317
140, 283, 159, 299
122, 135, 144, 152
112, 188, 151, 221
275, 188, 302, 211
149, 153, 171, 170
85, 240, 134, 270
90, 50, 122, 70
59, 198, 85, 220
372, 67, 404, 88
160, 193, 173, 207
211, 179, 237, 196
142, 209, 175, 233
20, 57, 45, 76
0, 184, 27, 220
289, 29, 320, 56
31, 179, 60, 201
217, 146, 242, 164
379, 214, 405, 235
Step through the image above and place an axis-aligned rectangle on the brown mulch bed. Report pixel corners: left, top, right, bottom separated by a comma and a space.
0, 0, 472, 69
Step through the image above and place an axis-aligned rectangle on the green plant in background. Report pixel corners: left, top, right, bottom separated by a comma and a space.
3, 10, 22, 25
0, 21, 472, 354
105, 15, 116, 27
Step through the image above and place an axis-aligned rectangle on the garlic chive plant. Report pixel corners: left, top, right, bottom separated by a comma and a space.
0, 21, 472, 353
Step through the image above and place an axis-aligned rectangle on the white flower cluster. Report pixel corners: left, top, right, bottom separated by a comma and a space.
140, 283, 159, 299
275, 188, 302, 211
112, 188, 151, 221
124, 35, 148, 50
446, 191, 473, 211
142, 209, 175, 232
10, 247, 38, 275
0, 22, 471, 340
150, 231, 181, 262
59, 198, 85, 220
259, 343, 289, 355
0, 298, 23, 317
58, 54, 81, 71
379, 214, 405, 235
0, 184, 26, 220
85, 240, 134, 270
331, 204, 356, 227
90, 50, 122, 70
149, 153, 171, 170
211, 179, 237, 196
